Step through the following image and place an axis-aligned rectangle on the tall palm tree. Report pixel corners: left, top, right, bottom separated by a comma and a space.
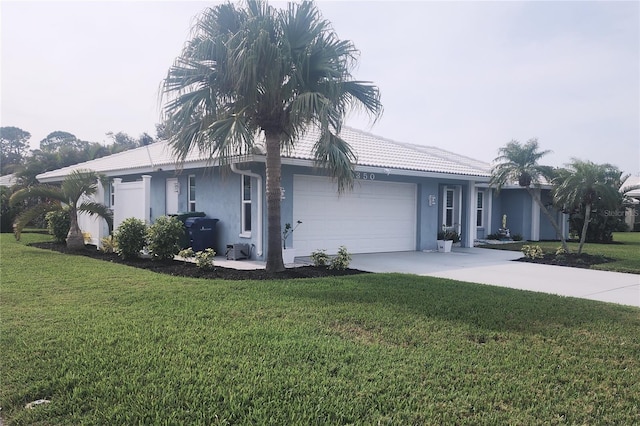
553, 160, 623, 254
161, 0, 382, 272
9, 169, 113, 250
490, 139, 569, 252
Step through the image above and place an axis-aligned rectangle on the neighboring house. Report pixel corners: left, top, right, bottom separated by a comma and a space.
0, 174, 17, 188
36, 127, 567, 258
622, 175, 640, 230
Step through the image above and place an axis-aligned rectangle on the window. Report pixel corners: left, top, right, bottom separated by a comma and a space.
241, 175, 252, 235
476, 191, 484, 227
110, 180, 115, 207
188, 175, 196, 212
445, 188, 454, 227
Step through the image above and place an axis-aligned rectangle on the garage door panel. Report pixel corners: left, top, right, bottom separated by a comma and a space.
293, 175, 416, 256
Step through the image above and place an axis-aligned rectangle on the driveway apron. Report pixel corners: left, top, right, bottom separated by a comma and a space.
347, 248, 640, 308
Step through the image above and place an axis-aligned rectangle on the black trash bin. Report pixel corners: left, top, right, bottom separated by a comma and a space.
170, 212, 206, 248
185, 217, 219, 252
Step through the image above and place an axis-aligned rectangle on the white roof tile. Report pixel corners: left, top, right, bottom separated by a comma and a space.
37, 126, 491, 181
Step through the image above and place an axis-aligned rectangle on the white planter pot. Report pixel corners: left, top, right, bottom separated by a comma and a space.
282, 248, 297, 264
437, 240, 453, 253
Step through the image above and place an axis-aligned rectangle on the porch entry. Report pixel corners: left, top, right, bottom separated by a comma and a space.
441, 185, 462, 234
166, 178, 179, 215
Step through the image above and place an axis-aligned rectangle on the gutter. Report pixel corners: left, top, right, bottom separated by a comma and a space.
230, 163, 263, 257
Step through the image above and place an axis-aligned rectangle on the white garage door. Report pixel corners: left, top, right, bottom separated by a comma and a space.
293, 175, 417, 256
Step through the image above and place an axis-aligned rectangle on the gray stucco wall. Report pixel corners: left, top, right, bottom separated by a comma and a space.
110, 164, 489, 259
497, 190, 532, 240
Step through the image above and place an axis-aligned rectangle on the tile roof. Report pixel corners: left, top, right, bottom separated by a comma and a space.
37, 126, 491, 182
0, 173, 17, 187
622, 175, 640, 198
289, 127, 490, 177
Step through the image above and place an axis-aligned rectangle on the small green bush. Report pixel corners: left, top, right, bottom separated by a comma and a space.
147, 216, 184, 261
178, 247, 195, 264
521, 244, 544, 259
195, 248, 216, 270
330, 246, 352, 270
512, 233, 523, 241
310, 249, 330, 267
114, 218, 147, 259
45, 210, 70, 243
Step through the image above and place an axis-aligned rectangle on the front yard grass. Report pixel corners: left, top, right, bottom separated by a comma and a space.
1, 233, 639, 424
480, 232, 640, 274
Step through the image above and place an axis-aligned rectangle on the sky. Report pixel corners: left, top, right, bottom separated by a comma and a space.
2, 1, 639, 175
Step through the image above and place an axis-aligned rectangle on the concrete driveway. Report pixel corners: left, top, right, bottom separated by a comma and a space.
347, 248, 640, 308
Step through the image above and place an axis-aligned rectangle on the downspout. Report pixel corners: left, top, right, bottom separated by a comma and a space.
230, 163, 263, 257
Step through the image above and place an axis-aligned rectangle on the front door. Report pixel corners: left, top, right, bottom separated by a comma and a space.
166, 178, 179, 215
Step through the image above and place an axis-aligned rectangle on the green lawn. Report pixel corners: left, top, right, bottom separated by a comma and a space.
1, 233, 639, 425
480, 232, 640, 274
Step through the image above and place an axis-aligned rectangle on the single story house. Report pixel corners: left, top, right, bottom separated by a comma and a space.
36, 127, 568, 259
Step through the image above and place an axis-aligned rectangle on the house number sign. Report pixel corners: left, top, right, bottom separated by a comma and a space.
355, 172, 375, 180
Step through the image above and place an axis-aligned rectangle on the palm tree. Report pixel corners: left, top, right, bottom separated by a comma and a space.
553, 160, 623, 254
161, 1, 382, 272
490, 139, 569, 252
9, 169, 113, 250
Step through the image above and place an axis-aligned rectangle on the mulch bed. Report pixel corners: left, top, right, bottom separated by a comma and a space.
29, 241, 368, 281
516, 253, 615, 269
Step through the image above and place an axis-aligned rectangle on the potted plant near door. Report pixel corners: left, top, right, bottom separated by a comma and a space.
437, 226, 460, 253
282, 220, 302, 264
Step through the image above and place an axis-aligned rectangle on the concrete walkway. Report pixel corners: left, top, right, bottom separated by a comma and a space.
346, 248, 640, 308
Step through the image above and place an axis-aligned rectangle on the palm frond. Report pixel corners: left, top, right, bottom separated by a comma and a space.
60, 169, 100, 205
312, 130, 357, 193
12, 202, 62, 240
9, 185, 65, 207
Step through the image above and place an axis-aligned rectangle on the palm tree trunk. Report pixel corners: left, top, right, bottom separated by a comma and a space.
578, 203, 591, 255
66, 207, 85, 250
527, 187, 569, 252
265, 131, 285, 272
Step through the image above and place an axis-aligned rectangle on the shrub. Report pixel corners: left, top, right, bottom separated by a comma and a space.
330, 246, 352, 270
178, 247, 195, 263
0, 186, 19, 233
310, 249, 330, 267
521, 244, 544, 259
100, 235, 118, 254
147, 216, 184, 261
512, 233, 523, 241
437, 229, 460, 243
114, 218, 147, 259
195, 248, 216, 270
45, 210, 70, 243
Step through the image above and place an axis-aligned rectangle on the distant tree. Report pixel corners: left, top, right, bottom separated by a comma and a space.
161, 0, 382, 272
155, 123, 168, 141
10, 169, 113, 249
554, 160, 625, 252
106, 131, 138, 150
39, 131, 89, 153
0, 126, 31, 174
490, 139, 569, 252
139, 132, 154, 146
105, 131, 155, 150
